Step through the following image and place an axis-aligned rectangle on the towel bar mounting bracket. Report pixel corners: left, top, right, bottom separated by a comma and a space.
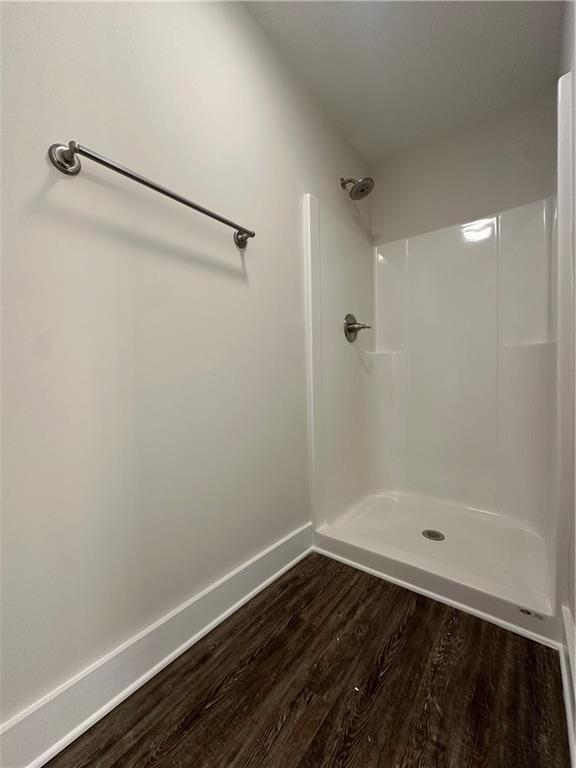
48, 143, 81, 176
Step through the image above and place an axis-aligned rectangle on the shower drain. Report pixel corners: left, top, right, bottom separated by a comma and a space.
422, 529, 446, 541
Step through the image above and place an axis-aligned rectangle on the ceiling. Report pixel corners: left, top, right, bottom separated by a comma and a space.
246, 2, 564, 164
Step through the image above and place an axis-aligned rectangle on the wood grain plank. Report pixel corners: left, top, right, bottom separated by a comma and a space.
46, 553, 571, 768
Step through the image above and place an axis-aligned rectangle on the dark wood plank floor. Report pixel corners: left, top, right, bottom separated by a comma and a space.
47, 553, 570, 768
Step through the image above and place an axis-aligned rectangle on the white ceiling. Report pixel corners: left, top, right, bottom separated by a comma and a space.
246, 2, 564, 164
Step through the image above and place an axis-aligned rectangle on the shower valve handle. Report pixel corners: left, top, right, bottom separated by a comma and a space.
344, 313, 371, 342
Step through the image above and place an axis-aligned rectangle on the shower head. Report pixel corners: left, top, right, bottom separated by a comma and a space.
340, 176, 374, 200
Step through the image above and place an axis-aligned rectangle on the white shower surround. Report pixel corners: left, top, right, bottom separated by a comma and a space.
306, 194, 562, 641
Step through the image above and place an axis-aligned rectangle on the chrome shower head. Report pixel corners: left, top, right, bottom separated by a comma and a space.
340, 176, 374, 200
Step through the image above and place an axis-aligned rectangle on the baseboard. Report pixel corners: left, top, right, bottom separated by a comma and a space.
561, 606, 576, 765
563, 606, 576, 698
313, 544, 562, 649
0, 523, 314, 768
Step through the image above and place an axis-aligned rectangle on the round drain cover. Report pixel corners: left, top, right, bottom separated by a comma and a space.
422, 529, 445, 541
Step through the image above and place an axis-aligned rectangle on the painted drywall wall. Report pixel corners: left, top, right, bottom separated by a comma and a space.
569, 1, 576, 664
560, 0, 575, 76
557, 71, 576, 727
0, 1, 369, 723
559, 0, 576, 680
371, 87, 557, 244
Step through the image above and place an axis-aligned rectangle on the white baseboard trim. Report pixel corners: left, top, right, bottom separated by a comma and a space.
313, 545, 562, 650
560, 645, 576, 768
563, 606, 576, 699
560, 648, 576, 768
1, 522, 314, 768
561, 606, 576, 766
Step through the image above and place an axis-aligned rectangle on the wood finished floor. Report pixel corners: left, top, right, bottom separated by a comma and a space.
46, 553, 570, 768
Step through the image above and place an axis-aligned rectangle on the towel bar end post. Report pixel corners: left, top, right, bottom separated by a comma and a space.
234, 231, 251, 249
48, 142, 81, 176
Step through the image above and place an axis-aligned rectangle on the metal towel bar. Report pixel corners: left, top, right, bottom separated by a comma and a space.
48, 141, 256, 249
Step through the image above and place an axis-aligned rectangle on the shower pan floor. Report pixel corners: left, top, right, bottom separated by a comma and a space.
316, 491, 553, 620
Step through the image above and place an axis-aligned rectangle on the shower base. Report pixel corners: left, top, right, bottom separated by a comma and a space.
315, 491, 557, 640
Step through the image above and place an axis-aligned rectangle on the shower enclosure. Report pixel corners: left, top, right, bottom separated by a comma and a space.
305, 193, 563, 641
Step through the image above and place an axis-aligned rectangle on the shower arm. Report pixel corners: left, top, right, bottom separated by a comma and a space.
47, 141, 256, 249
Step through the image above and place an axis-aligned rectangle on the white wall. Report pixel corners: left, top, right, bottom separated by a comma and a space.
559, 1, 576, 706
568, 0, 575, 636
372, 87, 557, 244
0, 1, 369, 723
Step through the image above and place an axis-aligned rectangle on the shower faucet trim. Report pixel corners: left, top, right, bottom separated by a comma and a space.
344, 313, 371, 342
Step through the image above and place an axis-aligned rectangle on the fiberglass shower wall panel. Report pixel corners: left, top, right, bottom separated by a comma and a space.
372, 200, 556, 534
307, 197, 376, 525
497, 199, 555, 538
373, 240, 408, 490
405, 218, 499, 511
